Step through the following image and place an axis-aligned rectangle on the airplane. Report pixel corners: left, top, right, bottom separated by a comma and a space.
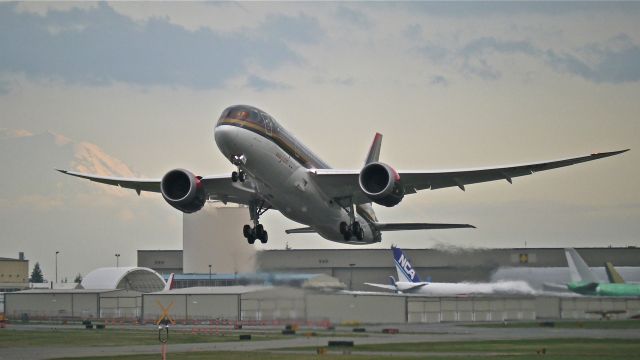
58, 104, 628, 245
364, 246, 535, 296
163, 273, 176, 291
563, 248, 640, 297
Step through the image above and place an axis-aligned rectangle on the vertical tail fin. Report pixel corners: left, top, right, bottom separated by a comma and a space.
364, 133, 383, 165
605, 262, 626, 284
564, 248, 597, 283
163, 273, 175, 291
392, 246, 422, 283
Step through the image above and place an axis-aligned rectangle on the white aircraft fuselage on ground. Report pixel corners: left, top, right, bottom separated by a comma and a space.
59, 104, 628, 246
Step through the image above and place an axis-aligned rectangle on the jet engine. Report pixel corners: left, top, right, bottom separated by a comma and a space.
160, 169, 206, 213
358, 162, 404, 207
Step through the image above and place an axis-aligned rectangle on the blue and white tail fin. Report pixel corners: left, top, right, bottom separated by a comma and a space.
392, 246, 422, 283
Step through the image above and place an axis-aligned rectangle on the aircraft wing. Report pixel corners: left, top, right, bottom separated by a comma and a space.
309, 149, 628, 205
56, 170, 257, 205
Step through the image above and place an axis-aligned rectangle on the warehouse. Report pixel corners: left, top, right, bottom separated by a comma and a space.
4, 288, 142, 320
141, 286, 640, 324
4, 267, 164, 320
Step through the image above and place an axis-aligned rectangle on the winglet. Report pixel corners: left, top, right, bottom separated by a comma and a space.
364, 133, 383, 165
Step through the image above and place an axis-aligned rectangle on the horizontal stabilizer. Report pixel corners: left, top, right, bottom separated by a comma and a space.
285, 227, 316, 234
364, 282, 398, 291
376, 223, 475, 231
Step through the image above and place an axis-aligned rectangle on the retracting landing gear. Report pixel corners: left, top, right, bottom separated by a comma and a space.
231, 170, 246, 183
230, 154, 247, 183
337, 198, 364, 241
244, 200, 270, 244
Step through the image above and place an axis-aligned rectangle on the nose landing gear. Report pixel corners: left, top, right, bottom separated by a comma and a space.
230, 154, 247, 183
231, 170, 246, 183
243, 200, 270, 244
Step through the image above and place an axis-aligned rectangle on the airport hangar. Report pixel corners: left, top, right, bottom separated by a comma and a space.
139, 204, 640, 292
7, 205, 640, 324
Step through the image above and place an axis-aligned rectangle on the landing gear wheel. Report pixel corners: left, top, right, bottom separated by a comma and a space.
239, 171, 246, 182
243, 224, 251, 238
355, 227, 364, 241
343, 231, 352, 241
339, 221, 348, 235
260, 231, 268, 244
247, 234, 256, 244
231, 171, 239, 182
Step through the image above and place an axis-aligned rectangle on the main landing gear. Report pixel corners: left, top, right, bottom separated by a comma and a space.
337, 198, 364, 241
244, 200, 270, 244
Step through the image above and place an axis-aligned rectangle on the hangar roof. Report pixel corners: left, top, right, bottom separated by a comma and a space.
81, 267, 165, 293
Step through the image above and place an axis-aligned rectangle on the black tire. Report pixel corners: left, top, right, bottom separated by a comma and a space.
256, 224, 264, 237
356, 227, 364, 241
231, 171, 238, 182
352, 221, 361, 234
239, 171, 246, 182
247, 235, 256, 245
260, 231, 268, 244
343, 231, 352, 241
339, 221, 348, 235
243, 224, 251, 238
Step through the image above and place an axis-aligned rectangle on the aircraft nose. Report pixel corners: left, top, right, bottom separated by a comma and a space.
214, 125, 239, 156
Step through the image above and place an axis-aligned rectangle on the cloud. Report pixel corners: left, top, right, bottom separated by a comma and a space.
260, 13, 323, 44
416, 35, 640, 83
429, 75, 448, 86
335, 6, 371, 29
403, 2, 640, 17
246, 75, 290, 92
0, 2, 310, 89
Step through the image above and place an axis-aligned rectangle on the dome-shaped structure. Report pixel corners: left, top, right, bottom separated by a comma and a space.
81, 267, 165, 293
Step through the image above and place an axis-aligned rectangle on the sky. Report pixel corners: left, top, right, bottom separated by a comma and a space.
1, 2, 639, 281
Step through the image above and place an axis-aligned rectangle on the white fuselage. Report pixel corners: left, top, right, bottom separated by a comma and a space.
395, 280, 536, 296
214, 124, 379, 244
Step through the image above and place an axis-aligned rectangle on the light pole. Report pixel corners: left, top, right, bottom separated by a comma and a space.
115, 253, 120, 267
55, 251, 60, 284
208, 264, 212, 285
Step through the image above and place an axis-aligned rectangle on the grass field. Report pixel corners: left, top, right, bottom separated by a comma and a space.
464, 319, 640, 329
0, 328, 284, 347
47, 339, 640, 360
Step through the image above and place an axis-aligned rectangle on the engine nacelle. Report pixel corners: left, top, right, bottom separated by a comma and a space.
358, 162, 404, 207
160, 169, 206, 213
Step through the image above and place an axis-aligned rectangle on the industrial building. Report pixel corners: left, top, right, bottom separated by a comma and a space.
136, 250, 182, 275
0, 252, 29, 292
138, 246, 640, 291
142, 288, 639, 324
4, 267, 165, 320
256, 247, 640, 291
